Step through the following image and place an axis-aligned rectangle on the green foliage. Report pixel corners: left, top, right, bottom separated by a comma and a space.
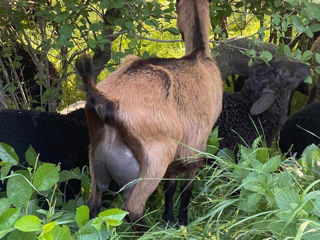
1, 0, 320, 238
0, 144, 127, 239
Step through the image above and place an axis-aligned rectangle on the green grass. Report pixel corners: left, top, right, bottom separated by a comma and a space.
1, 138, 320, 239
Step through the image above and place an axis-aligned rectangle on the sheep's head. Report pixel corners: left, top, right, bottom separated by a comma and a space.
231, 58, 310, 115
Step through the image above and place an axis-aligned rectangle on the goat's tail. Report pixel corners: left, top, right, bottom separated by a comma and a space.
75, 54, 117, 123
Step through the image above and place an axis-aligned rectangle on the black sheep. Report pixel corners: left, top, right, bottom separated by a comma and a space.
279, 102, 320, 156
215, 58, 310, 152
0, 108, 89, 199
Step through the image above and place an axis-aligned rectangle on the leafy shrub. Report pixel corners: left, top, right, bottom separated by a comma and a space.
0, 143, 127, 239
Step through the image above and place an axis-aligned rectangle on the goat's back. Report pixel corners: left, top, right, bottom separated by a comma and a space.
97, 54, 222, 158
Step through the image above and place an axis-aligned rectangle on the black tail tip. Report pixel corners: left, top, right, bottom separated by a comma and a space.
75, 54, 94, 85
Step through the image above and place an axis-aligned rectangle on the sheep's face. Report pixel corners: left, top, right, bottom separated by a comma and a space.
272, 61, 310, 91
238, 60, 310, 115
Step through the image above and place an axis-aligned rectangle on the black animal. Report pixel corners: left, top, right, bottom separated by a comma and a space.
279, 102, 320, 156
215, 58, 310, 152
0, 108, 89, 199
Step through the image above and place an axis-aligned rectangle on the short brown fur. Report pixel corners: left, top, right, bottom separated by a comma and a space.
78, 0, 222, 232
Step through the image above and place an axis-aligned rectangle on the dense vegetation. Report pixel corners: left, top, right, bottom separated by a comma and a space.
1, 0, 320, 239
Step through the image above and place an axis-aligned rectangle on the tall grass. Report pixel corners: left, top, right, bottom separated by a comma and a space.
1, 138, 320, 239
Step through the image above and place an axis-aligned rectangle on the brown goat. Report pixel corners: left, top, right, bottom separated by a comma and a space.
76, 0, 222, 232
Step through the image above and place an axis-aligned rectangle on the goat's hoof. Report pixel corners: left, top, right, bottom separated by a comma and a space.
89, 208, 99, 219
88, 200, 101, 219
126, 216, 149, 235
162, 213, 175, 225
178, 215, 188, 226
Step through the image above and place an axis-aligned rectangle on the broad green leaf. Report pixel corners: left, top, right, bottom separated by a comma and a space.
301, 144, 320, 173
0, 142, 19, 165
284, 0, 299, 7
256, 148, 269, 163
240, 145, 255, 163
91, 217, 104, 231
100, 0, 111, 9
275, 188, 299, 211
59, 168, 81, 182
310, 23, 320, 33
98, 208, 128, 228
0, 228, 14, 239
304, 28, 313, 38
33, 163, 60, 191
7, 175, 33, 207
216, 147, 235, 164
25, 146, 37, 167
128, 39, 137, 49
206, 127, 221, 155
50, 225, 73, 240
0, 198, 10, 216
240, 193, 262, 212
111, 0, 125, 9
76, 205, 89, 228
272, 14, 281, 25
89, 23, 104, 32
291, 15, 304, 32
275, 172, 292, 188
42, 221, 56, 234
304, 225, 320, 240
0, 208, 20, 231
1, 162, 12, 181
14, 215, 41, 232
79, 222, 111, 240
262, 155, 281, 173
58, 24, 74, 39
282, 20, 288, 31
7, 230, 37, 240
87, 38, 96, 49
261, 51, 273, 62
167, 27, 180, 35
124, 21, 135, 30
245, 49, 256, 58
302, 50, 313, 61
312, 194, 320, 217
268, 221, 297, 237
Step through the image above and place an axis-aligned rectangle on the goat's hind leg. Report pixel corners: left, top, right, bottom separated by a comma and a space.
162, 179, 177, 224
87, 170, 104, 218
125, 141, 178, 233
177, 168, 197, 225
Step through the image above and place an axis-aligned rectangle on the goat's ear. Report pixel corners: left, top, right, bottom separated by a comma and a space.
250, 89, 276, 115
230, 57, 251, 77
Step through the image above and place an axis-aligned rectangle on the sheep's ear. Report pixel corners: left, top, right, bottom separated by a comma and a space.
276, 61, 310, 87
230, 57, 251, 77
250, 89, 276, 115
296, 82, 309, 95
